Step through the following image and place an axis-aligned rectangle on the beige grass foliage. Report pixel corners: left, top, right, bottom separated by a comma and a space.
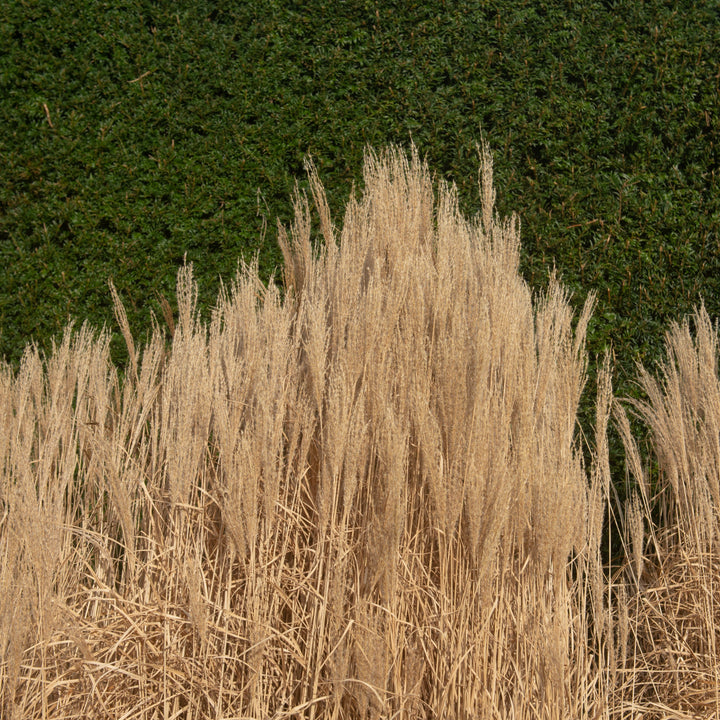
2, 143, 612, 718
614, 305, 720, 718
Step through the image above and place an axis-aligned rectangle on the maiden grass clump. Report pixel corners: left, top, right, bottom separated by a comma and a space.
1, 144, 718, 719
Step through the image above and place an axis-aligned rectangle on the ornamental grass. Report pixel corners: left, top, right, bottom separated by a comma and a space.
1, 144, 718, 719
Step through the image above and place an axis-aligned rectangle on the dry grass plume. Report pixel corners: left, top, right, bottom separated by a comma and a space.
1, 143, 717, 718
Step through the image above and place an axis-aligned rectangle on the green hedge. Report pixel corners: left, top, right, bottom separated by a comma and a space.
2, 1, 719, 469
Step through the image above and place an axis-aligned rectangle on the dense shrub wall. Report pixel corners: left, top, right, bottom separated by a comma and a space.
2, 0, 719, 387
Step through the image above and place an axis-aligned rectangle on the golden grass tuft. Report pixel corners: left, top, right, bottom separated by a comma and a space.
1, 143, 718, 718
613, 305, 720, 718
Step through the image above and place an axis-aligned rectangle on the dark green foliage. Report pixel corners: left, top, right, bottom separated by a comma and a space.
1, 1, 718, 476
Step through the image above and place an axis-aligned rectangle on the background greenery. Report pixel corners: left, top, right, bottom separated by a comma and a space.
2, 0, 719, 489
